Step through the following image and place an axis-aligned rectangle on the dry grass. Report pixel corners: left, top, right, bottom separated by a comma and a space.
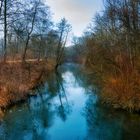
0, 59, 55, 109
102, 71, 140, 112
100, 55, 140, 112
86, 45, 140, 112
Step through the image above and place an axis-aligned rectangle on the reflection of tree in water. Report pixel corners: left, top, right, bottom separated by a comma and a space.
45, 70, 72, 122
0, 84, 56, 140
0, 101, 54, 140
46, 72, 60, 96
83, 95, 123, 140
29, 96, 54, 140
0, 68, 73, 140
63, 64, 140, 140
84, 95, 140, 140
61, 64, 98, 93
55, 71, 72, 122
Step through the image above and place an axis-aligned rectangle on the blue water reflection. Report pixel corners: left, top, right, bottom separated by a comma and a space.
0, 64, 140, 140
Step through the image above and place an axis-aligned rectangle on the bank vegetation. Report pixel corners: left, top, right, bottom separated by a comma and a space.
0, 0, 71, 109
74, 0, 140, 112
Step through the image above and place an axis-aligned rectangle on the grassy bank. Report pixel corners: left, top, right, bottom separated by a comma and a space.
101, 63, 140, 112
0, 59, 55, 109
85, 50, 140, 112
71, 0, 140, 113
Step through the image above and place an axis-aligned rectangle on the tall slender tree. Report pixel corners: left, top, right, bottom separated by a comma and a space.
3, 0, 7, 62
55, 18, 71, 70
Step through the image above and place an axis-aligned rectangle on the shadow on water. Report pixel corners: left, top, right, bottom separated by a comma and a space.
0, 63, 140, 140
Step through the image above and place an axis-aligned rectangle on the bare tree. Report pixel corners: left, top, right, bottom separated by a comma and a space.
55, 18, 71, 70
0, 0, 3, 17
22, 1, 39, 62
3, 0, 7, 62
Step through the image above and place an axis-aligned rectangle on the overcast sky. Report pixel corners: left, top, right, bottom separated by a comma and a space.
46, 0, 104, 45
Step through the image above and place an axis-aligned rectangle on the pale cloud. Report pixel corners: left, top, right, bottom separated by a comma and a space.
46, 0, 104, 36
45, 0, 103, 46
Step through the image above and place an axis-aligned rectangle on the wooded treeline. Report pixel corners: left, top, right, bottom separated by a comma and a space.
0, 0, 71, 66
0, 0, 71, 108
74, 0, 140, 111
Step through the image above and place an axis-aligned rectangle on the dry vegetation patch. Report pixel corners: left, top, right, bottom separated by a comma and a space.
0, 59, 55, 108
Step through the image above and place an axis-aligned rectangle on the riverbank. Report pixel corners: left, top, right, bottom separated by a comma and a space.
0, 59, 55, 109
0, 63, 140, 139
85, 63, 140, 113
101, 71, 140, 113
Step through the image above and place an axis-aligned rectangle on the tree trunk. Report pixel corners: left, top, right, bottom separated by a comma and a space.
3, 0, 7, 62
22, 35, 30, 62
22, 3, 37, 62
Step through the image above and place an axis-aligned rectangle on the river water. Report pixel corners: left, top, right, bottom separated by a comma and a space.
0, 64, 140, 140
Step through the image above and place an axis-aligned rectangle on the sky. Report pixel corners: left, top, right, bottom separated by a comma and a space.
46, 0, 104, 45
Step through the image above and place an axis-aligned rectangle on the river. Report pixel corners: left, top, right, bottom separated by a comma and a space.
0, 64, 140, 140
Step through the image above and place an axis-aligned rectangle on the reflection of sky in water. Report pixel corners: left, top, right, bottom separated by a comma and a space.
0, 64, 140, 140
47, 71, 90, 140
